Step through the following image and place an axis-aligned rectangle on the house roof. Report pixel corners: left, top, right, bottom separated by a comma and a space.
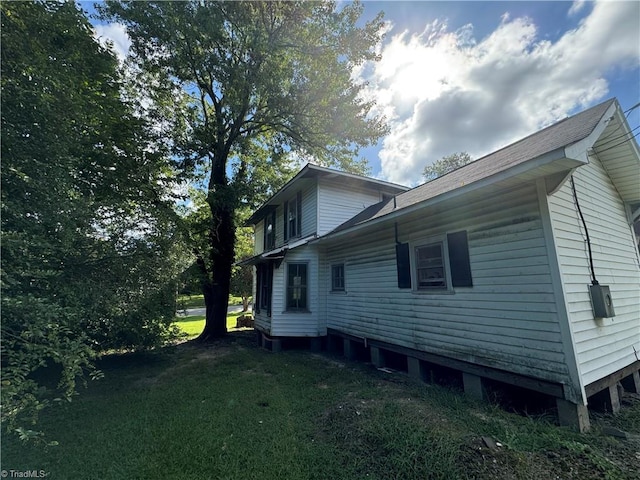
328, 98, 619, 236
244, 163, 409, 226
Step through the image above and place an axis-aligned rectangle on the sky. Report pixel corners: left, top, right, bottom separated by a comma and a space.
88, 0, 640, 187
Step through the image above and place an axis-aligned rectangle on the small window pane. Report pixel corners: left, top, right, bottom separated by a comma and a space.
332, 264, 345, 291
416, 243, 446, 289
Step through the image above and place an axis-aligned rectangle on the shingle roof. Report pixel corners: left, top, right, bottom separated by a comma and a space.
331, 98, 616, 234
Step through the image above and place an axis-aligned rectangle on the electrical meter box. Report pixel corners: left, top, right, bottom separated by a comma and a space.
589, 284, 615, 318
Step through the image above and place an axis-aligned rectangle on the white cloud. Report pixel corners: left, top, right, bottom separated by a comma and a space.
93, 23, 131, 63
568, 0, 587, 17
360, 0, 640, 185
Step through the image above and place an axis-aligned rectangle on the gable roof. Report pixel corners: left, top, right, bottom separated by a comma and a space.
329, 98, 618, 236
245, 163, 409, 226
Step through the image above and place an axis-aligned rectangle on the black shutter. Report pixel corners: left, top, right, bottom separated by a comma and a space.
296, 191, 302, 237
283, 201, 289, 241
255, 264, 262, 314
396, 243, 411, 289
271, 211, 276, 248
447, 230, 473, 287
266, 263, 273, 317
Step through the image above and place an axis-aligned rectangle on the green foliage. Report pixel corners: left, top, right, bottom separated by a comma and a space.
423, 152, 474, 181
100, 1, 389, 337
1, 1, 186, 438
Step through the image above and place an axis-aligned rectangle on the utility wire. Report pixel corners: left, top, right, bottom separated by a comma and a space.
597, 102, 639, 144
570, 175, 598, 286
595, 129, 640, 155
595, 124, 640, 148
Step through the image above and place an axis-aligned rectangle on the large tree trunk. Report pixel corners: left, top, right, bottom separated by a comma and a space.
197, 177, 237, 341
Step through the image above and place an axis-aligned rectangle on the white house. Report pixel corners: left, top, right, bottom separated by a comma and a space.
242, 165, 409, 338
243, 98, 640, 431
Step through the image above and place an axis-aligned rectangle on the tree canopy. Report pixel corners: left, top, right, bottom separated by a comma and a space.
100, 0, 389, 339
423, 152, 474, 181
1, 1, 186, 440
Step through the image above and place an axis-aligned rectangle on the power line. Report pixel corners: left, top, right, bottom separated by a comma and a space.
594, 129, 640, 155
596, 124, 640, 148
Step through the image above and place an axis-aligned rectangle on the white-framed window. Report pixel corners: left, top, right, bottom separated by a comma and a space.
401, 231, 472, 292
284, 191, 302, 241
286, 262, 308, 311
331, 264, 345, 292
414, 241, 449, 290
263, 211, 276, 250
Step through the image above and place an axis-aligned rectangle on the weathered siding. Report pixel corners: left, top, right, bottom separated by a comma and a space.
548, 155, 640, 386
317, 179, 384, 235
269, 246, 321, 337
325, 183, 571, 383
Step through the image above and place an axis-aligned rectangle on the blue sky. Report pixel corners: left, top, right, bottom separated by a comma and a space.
89, 1, 639, 186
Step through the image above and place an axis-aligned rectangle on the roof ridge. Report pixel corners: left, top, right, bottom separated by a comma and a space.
397, 97, 616, 198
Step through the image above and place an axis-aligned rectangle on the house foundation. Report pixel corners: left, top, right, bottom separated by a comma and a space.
462, 372, 486, 401
325, 329, 639, 432
254, 328, 639, 433
621, 370, 640, 394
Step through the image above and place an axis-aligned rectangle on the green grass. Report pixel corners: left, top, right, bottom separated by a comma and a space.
3, 337, 639, 480
174, 311, 248, 338
177, 294, 249, 310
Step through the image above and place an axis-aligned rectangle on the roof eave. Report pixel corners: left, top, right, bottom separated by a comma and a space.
314, 148, 585, 244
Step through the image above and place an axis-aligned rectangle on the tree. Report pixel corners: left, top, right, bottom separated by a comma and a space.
101, 1, 388, 340
423, 152, 473, 181
1, 1, 185, 440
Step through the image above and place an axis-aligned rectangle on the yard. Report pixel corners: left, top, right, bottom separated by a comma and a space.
3, 331, 639, 480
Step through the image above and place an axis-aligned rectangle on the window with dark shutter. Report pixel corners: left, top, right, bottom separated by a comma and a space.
264, 211, 276, 250
284, 191, 302, 241
283, 200, 289, 241
447, 230, 472, 287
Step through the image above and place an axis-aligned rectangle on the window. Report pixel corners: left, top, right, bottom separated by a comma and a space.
284, 191, 302, 241
415, 242, 447, 290
331, 264, 345, 291
402, 230, 472, 291
286, 263, 308, 311
263, 211, 276, 250
256, 263, 273, 316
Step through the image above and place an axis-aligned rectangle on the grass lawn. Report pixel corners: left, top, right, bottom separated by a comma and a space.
3, 334, 639, 480
177, 295, 248, 310
175, 311, 249, 338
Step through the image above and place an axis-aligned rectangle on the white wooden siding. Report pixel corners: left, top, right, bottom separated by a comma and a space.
325, 183, 571, 383
268, 246, 322, 337
317, 179, 384, 235
547, 155, 640, 387
301, 183, 317, 238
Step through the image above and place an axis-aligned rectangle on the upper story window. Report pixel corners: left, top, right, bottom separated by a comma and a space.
264, 211, 276, 250
284, 191, 302, 241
